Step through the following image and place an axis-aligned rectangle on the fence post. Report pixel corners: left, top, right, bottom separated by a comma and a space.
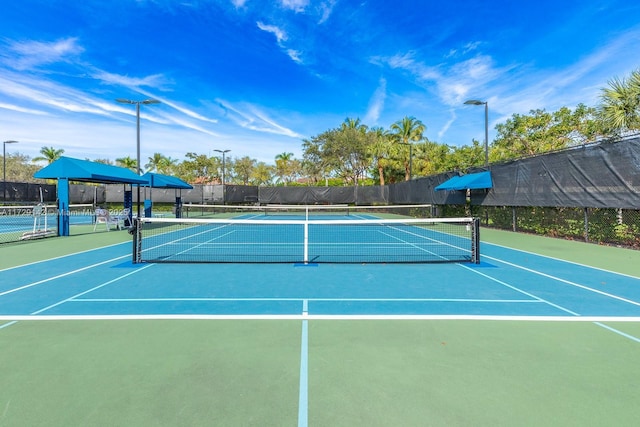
584, 207, 589, 242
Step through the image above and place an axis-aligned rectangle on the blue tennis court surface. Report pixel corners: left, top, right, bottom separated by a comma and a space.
2, 239, 640, 319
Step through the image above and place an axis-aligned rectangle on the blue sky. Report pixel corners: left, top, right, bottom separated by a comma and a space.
1, 0, 639, 166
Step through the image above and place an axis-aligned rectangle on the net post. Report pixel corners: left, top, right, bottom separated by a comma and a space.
472, 217, 481, 264
303, 221, 309, 263
132, 218, 141, 264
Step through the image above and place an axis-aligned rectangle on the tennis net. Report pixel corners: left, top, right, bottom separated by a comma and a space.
133, 215, 480, 264
181, 203, 434, 220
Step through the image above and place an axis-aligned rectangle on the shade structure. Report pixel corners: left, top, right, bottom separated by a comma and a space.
34, 157, 148, 184
33, 157, 148, 237
141, 172, 193, 189
434, 171, 492, 191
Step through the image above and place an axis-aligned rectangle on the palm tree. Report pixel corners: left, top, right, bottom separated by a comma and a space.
599, 69, 640, 135
33, 146, 64, 164
158, 157, 178, 175
390, 116, 426, 181
146, 153, 177, 175
116, 156, 139, 172
145, 153, 165, 173
341, 117, 364, 131
275, 152, 294, 186
369, 127, 393, 186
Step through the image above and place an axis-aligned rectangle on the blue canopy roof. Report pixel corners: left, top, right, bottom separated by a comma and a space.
34, 157, 148, 184
141, 172, 193, 189
435, 171, 493, 191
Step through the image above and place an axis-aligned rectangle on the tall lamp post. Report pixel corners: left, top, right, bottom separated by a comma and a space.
214, 149, 230, 204
3, 140, 19, 201
116, 98, 160, 217
464, 99, 489, 167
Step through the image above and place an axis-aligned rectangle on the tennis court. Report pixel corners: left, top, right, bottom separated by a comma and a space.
1, 211, 640, 426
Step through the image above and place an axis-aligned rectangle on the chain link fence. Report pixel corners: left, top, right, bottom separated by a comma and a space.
464, 206, 640, 249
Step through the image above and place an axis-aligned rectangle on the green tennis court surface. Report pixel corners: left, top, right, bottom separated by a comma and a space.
1, 228, 640, 426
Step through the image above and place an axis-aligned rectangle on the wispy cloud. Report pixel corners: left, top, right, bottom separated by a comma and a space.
317, 0, 337, 24
256, 21, 306, 64
375, 51, 505, 106
257, 21, 288, 43
437, 109, 456, 140
281, 0, 309, 13
0, 72, 111, 116
374, 51, 440, 81
92, 70, 174, 91
364, 77, 386, 124
132, 87, 219, 124
286, 49, 303, 63
231, 0, 248, 8
216, 98, 302, 138
0, 101, 49, 115
2, 37, 84, 70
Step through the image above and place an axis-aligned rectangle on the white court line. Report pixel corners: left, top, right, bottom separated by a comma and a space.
481, 253, 640, 308
0, 253, 131, 297
30, 263, 156, 315
458, 264, 580, 316
71, 297, 540, 303
483, 241, 640, 280
0, 241, 129, 273
466, 251, 640, 342
2, 314, 640, 321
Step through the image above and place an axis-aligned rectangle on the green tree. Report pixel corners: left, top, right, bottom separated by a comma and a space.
234, 156, 256, 185
177, 152, 217, 184
4, 153, 40, 183
274, 152, 295, 186
390, 116, 426, 181
33, 146, 64, 164
330, 118, 374, 185
250, 162, 273, 186
368, 127, 394, 186
598, 68, 640, 135
115, 156, 139, 172
492, 105, 603, 162
145, 153, 177, 175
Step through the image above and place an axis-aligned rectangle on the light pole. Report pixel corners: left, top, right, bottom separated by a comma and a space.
3, 140, 18, 201
464, 99, 489, 166
214, 149, 230, 204
116, 98, 160, 217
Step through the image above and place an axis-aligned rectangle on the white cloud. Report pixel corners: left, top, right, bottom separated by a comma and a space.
256, 22, 305, 65
317, 0, 337, 24
216, 98, 302, 138
0, 101, 49, 115
375, 51, 504, 107
3, 37, 84, 70
437, 109, 456, 140
364, 77, 387, 124
231, 0, 248, 8
257, 21, 288, 43
0, 72, 111, 116
377, 51, 440, 81
92, 70, 174, 91
281, 0, 309, 13
286, 49, 303, 63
